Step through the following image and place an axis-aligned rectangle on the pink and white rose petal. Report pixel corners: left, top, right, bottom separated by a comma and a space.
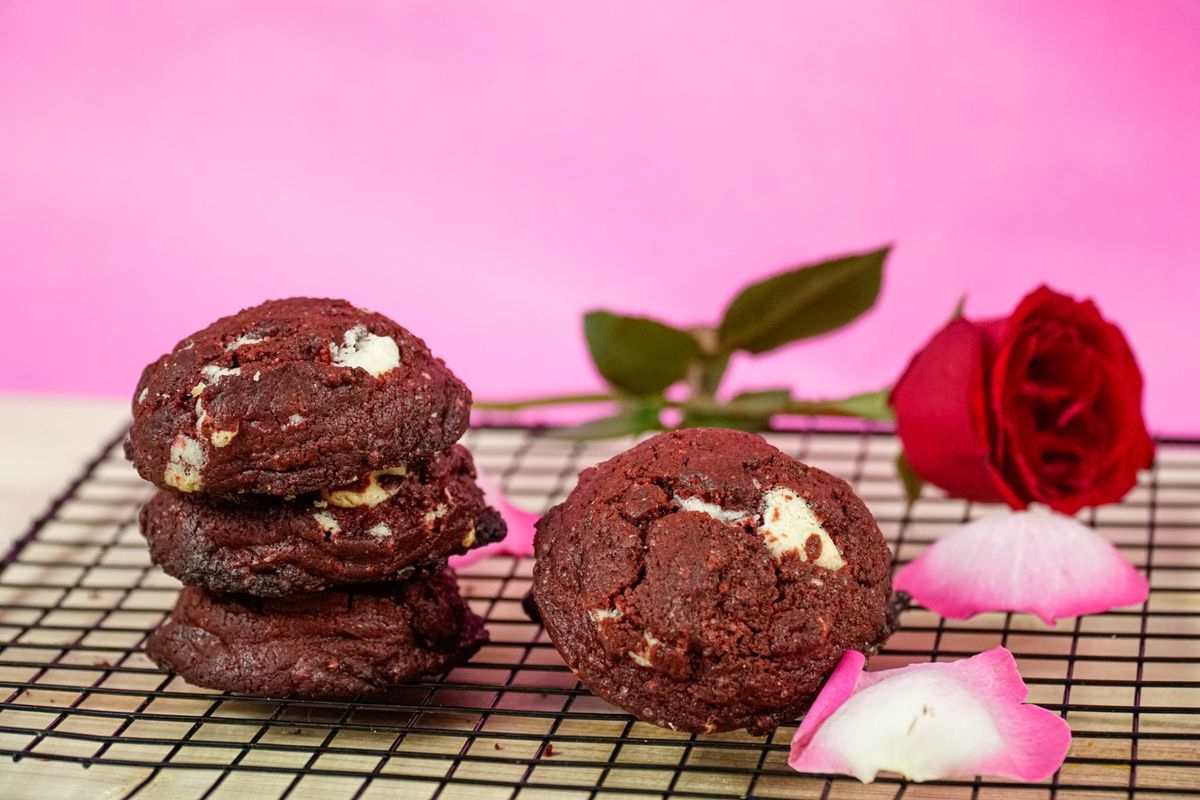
894, 509, 1149, 625
789, 647, 1070, 783
449, 469, 540, 568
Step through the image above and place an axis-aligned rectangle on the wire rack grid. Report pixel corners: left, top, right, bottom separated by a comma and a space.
0, 423, 1198, 800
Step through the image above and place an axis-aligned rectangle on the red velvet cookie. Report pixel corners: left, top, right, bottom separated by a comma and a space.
140, 445, 506, 597
532, 428, 894, 735
126, 298, 471, 497
146, 569, 486, 698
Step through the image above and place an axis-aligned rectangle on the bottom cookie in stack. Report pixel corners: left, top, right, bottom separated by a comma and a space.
147, 568, 485, 698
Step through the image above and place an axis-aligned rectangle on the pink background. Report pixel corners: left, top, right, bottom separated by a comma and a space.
2, 2, 1197, 432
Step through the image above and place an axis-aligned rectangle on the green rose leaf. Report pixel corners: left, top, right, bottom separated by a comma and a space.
786, 390, 894, 421
895, 451, 925, 508
584, 311, 701, 395
678, 412, 771, 431
717, 246, 890, 354
550, 402, 664, 439
729, 388, 792, 411
680, 389, 790, 431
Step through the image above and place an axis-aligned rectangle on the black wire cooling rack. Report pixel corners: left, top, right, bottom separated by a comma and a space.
1, 423, 1198, 799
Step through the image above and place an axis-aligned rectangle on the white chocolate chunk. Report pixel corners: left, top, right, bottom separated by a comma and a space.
588, 607, 624, 623
137, 388, 148, 404
329, 325, 401, 377
253, 371, 261, 382
313, 511, 341, 535
201, 365, 241, 384
673, 495, 752, 524
629, 631, 663, 667
368, 522, 392, 539
225, 333, 265, 351
194, 398, 208, 433
312, 499, 328, 509
424, 503, 449, 524
321, 466, 409, 508
190, 381, 207, 398
759, 488, 845, 569
210, 429, 237, 448
164, 434, 206, 492
282, 414, 304, 429
461, 527, 477, 548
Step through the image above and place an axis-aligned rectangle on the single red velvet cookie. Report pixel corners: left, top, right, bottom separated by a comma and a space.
533, 428, 894, 735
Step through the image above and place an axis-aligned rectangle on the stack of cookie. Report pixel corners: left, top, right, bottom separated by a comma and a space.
125, 298, 504, 697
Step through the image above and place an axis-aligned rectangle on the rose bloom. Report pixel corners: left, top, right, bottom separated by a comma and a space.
890, 286, 1153, 515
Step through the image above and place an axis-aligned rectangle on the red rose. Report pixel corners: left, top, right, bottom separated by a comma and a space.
890, 286, 1153, 515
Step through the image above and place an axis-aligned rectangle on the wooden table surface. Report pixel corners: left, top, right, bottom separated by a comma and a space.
0, 395, 128, 556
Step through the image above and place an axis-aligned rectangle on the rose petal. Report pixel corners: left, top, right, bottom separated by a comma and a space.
789, 647, 1071, 783
890, 317, 1016, 505
450, 470, 540, 567
894, 509, 1148, 625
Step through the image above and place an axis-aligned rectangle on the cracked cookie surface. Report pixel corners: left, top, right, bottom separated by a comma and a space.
532, 428, 894, 734
140, 445, 506, 597
147, 569, 485, 698
126, 297, 471, 497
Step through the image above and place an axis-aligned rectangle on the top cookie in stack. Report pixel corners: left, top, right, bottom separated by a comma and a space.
127, 297, 471, 498
125, 298, 502, 697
